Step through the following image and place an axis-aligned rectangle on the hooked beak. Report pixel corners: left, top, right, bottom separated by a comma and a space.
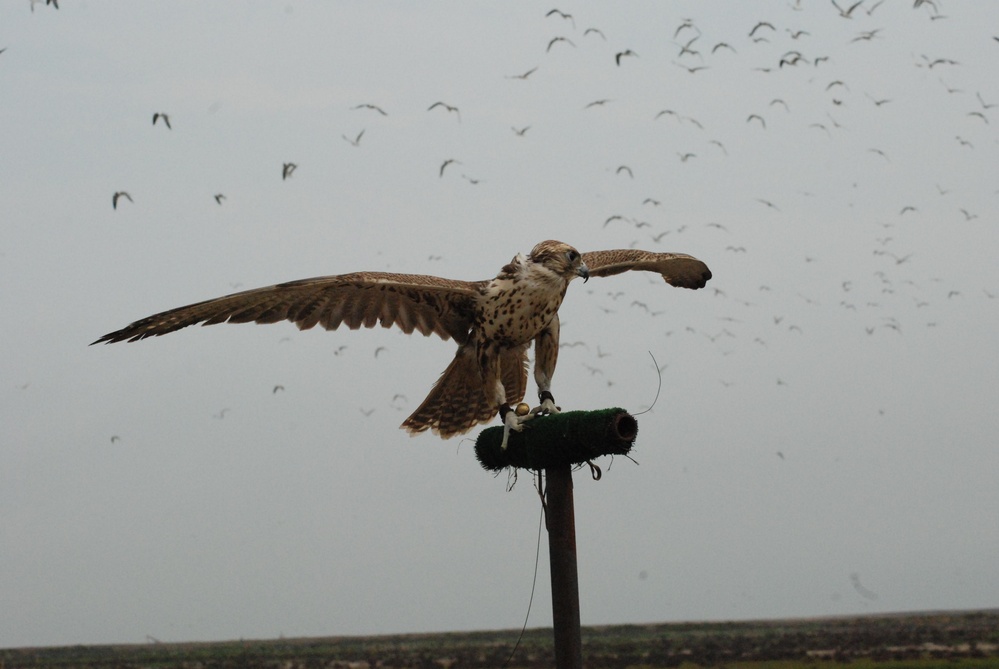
577, 263, 590, 283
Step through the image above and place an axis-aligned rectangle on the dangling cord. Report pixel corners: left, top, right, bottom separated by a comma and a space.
631, 350, 663, 417
501, 472, 545, 669
505, 466, 518, 492
535, 469, 549, 529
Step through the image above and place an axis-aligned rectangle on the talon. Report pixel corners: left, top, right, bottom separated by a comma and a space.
500, 405, 527, 450
531, 392, 560, 416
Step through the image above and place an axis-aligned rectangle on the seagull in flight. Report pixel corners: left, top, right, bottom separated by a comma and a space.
428, 101, 461, 122
351, 103, 387, 116
615, 49, 638, 66
832, 0, 864, 18
439, 158, 461, 178
112, 191, 133, 210
546, 36, 576, 52
506, 66, 538, 80
152, 113, 172, 130
342, 129, 365, 146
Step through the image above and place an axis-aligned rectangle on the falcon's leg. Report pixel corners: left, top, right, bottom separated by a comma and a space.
492, 371, 527, 450
531, 389, 560, 416
498, 403, 525, 450
529, 316, 562, 417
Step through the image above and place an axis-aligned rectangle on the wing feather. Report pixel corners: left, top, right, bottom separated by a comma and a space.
92, 272, 483, 345
581, 249, 712, 289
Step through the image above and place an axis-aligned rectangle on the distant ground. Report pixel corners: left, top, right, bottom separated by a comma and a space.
3, 609, 998, 668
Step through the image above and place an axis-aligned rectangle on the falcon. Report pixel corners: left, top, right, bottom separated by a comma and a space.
92, 241, 711, 447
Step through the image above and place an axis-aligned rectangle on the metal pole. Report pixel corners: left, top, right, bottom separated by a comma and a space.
546, 463, 582, 669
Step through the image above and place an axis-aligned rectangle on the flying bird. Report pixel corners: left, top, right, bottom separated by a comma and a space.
427, 101, 461, 122
112, 191, 133, 210
615, 49, 638, 66
152, 113, 171, 129
672, 61, 708, 74
675, 36, 700, 57
214, 194, 225, 205
342, 129, 365, 146
439, 158, 461, 178
282, 162, 297, 180
546, 36, 575, 52
749, 21, 775, 37
507, 66, 539, 80
92, 241, 711, 448
351, 103, 387, 116
832, 0, 864, 18
545, 8, 575, 28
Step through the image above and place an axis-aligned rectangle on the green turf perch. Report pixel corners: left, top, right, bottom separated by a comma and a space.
474, 408, 637, 471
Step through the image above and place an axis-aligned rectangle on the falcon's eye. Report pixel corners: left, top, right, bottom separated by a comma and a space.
566, 250, 579, 262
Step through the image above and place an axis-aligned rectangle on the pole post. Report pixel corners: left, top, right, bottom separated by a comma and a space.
474, 408, 638, 669
546, 463, 582, 669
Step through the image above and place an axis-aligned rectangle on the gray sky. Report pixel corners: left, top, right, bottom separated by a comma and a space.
3, 0, 998, 649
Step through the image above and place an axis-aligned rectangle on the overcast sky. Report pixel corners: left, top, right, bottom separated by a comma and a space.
3, 0, 998, 650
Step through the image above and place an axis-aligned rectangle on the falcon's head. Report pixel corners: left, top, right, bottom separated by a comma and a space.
528, 240, 590, 283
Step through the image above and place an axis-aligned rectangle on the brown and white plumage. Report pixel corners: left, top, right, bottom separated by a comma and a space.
93, 241, 711, 442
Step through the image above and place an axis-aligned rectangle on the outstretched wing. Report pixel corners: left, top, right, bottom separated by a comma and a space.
92, 272, 484, 345
581, 249, 712, 289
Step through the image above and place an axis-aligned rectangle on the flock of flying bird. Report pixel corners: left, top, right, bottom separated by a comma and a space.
37, 0, 991, 437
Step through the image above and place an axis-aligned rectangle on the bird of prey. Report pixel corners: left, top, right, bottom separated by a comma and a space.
282, 162, 297, 180
93, 241, 711, 447
112, 191, 133, 210
152, 113, 171, 129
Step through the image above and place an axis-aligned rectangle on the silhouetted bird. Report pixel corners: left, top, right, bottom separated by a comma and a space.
112, 191, 133, 210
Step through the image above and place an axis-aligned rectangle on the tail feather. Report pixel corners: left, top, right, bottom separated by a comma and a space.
402, 346, 496, 438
